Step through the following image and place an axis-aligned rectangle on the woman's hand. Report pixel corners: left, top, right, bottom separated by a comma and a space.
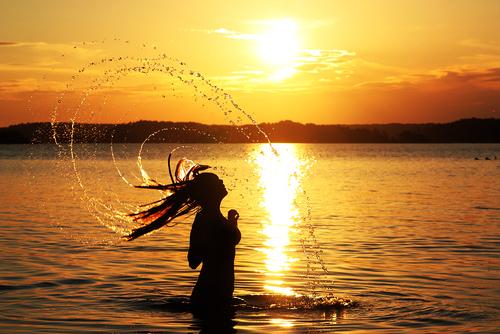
228, 209, 239, 226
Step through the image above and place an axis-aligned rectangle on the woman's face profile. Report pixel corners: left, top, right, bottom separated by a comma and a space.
210, 175, 227, 199
218, 177, 228, 198
194, 173, 228, 202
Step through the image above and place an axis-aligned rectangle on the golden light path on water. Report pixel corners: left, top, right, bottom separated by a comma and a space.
253, 143, 304, 297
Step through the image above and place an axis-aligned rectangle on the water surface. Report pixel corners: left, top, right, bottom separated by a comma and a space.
0, 143, 499, 333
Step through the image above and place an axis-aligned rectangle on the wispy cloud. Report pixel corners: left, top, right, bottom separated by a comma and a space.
244, 18, 335, 30
344, 67, 500, 122
0, 41, 19, 46
190, 27, 256, 40
193, 23, 357, 89
352, 67, 500, 92
0, 40, 107, 84
459, 39, 500, 53
211, 28, 256, 40
435, 68, 500, 88
209, 48, 356, 92
295, 49, 355, 73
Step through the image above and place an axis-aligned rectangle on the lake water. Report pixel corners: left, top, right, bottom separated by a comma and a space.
0, 143, 499, 333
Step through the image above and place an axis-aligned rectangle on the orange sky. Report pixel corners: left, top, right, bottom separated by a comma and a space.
1, 0, 499, 126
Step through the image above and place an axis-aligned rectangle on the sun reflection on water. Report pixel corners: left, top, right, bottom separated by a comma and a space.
253, 143, 304, 296
270, 318, 295, 328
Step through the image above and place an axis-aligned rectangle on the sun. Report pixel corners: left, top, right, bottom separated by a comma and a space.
257, 19, 300, 67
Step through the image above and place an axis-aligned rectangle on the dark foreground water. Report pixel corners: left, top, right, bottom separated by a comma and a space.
0, 143, 499, 333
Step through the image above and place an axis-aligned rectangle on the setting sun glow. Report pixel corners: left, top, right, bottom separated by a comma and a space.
0, 2, 499, 125
257, 19, 299, 66
257, 19, 300, 81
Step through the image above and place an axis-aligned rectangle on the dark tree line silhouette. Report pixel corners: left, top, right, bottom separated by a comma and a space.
0, 118, 499, 144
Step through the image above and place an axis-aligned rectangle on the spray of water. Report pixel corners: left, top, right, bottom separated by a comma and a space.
45, 39, 337, 300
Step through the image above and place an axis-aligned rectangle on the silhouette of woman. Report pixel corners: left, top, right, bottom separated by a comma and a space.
188, 175, 241, 311
124, 157, 241, 311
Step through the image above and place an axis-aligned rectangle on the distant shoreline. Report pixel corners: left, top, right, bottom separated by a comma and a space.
0, 118, 499, 144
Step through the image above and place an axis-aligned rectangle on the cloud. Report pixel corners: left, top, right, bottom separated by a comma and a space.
353, 67, 500, 92
295, 49, 355, 73
0, 41, 103, 70
208, 48, 358, 93
191, 27, 257, 40
192, 22, 359, 87
192, 24, 500, 99
0, 41, 19, 46
439, 68, 500, 85
330, 67, 500, 123
212, 28, 256, 40
459, 39, 500, 53
0, 41, 110, 96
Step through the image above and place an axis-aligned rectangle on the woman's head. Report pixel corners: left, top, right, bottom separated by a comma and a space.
191, 172, 227, 207
125, 166, 226, 240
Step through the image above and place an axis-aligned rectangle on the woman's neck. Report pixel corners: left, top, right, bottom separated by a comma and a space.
201, 202, 222, 215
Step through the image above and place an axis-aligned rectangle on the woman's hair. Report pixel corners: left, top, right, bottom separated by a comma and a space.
124, 158, 212, 241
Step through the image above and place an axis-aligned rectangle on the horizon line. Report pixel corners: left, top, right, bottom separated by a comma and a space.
3, 117, 499, 128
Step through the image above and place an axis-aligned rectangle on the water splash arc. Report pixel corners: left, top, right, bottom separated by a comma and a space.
47, 40, 332, 297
